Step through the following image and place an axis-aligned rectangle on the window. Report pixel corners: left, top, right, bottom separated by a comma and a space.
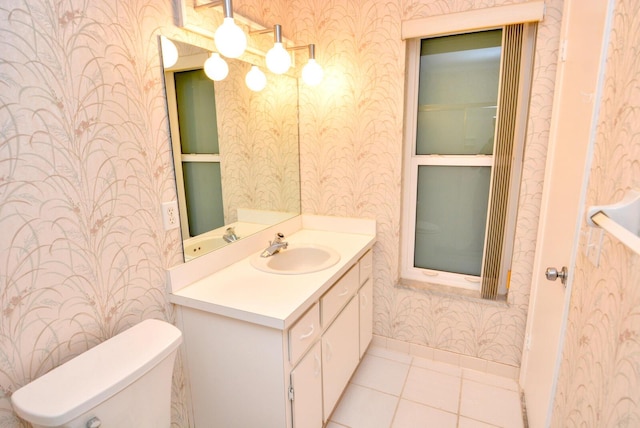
174, 69, 224, 237
401, 22, 537, 299
166, 66, 225, 239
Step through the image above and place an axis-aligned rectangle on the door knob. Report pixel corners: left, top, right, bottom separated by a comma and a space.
545, 266, 568, 285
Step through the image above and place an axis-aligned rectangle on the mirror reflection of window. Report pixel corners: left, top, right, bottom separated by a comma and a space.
174, 69, 225, 237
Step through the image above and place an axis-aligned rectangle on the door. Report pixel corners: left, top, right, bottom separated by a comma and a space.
519, 1, 612, 427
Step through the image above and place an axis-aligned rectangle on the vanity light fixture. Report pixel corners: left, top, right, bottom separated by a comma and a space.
289, 44, 324, 86
245, 65, 267, 92
265, 25, 291, 75
204, 53, 229, 81
214, 0, 247, 58
301, 44, 323, 86
160, 36, 179, 68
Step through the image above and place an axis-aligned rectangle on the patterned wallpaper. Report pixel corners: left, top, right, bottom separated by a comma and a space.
265, 0, 563, 368
0, 1, 190, 426
552, 0, 640, 425
0, 0, 563, 426
216, 59, 300, 223
8, 0, 629, 426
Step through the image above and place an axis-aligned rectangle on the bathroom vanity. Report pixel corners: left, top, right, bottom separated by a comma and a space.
168, 215, 375, 428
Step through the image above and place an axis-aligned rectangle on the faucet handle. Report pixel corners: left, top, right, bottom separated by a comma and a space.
273, 232, 285, 243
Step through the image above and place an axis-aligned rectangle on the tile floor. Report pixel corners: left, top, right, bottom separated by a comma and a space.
327, 346, 524, 428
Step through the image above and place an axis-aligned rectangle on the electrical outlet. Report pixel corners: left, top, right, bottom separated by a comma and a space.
162, 201, 179, 230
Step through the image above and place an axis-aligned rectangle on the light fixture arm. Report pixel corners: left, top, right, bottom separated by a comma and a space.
198, 0, 234, 17
274, 24, 283, 43
250, 24, 278, 36
289, 44, 323, 86
288, 43, 316, 57
222, 0, 234, 18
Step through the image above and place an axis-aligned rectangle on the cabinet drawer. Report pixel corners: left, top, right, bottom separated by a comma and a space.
321, 266, 358, 327
359, 250, 373, 285
289, 303, 320, 364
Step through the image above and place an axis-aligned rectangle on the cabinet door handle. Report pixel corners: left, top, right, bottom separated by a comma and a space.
299, 324, 315, 340
314, 352, 321, 377
325, 341, 333, 361
338, 287, 349, 297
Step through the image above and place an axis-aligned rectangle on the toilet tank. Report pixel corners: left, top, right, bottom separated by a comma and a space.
11, 319, 182, 428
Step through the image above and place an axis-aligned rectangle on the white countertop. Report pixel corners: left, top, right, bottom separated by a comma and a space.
169, 228, 375, 330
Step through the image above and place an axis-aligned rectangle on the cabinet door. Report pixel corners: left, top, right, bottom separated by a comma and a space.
290, 341, 322, 428
322, 297, 359, 421
359, 250, 373, 285
359, 278, 373, 358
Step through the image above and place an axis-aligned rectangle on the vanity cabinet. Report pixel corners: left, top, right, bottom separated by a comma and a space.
178, 249, 373, 428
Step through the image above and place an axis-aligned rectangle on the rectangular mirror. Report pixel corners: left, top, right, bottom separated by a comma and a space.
161, 37, 301, 262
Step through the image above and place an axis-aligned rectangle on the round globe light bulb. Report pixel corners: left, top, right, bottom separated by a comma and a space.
161, 36, 178, 68
245, 66, 267, 92
265, 42, 291, 75
204, 53, 229, 81
214, 17, 247, 58
302, 59, 323, 86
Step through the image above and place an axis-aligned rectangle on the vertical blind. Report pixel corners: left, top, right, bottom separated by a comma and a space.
481, 24, 524, 300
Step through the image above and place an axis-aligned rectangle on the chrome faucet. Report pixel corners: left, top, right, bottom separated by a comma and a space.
223, 227, 239, 243
260, 232, 288, 257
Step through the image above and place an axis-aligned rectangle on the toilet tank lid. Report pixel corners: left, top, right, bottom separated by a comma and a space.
11, 319, 182, 426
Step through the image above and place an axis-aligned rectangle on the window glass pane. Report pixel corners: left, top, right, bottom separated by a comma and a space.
182, 162, 224, 236
416, 30, 501, 155
175, 69, 220, 154
414, 165, 490, 276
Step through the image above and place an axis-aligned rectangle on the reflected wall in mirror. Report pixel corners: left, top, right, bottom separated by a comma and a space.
162, 38, 301, 262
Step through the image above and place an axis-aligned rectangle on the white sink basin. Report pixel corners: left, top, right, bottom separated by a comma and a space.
250, 244, 341, 275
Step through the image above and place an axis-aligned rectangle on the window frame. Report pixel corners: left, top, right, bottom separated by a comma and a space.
164, 53, 224, 238
401, 35, 499, 291
400, 4, 542, 296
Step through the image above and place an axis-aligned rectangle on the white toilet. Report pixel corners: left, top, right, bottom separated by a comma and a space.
11, 319, 182, 428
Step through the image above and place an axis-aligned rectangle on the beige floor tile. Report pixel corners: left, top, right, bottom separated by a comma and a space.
367, 345, 413, 364
458, 416, 500, 427
391, 399, 457, 428
402, 366, 461, 413
331, 383, 399, 428
351, 354, 410, 396
459, 379, 523, 428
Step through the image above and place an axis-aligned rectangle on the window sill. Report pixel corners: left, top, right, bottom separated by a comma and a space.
397, 278, 508, 307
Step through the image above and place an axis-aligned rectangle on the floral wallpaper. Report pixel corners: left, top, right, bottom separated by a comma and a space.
0, 0, 190, 426
216, 59, 300, 223
259, 0, 563, 368
7, 0, 635, 426
0, 0, 564, 426
552, 0, 640, 425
